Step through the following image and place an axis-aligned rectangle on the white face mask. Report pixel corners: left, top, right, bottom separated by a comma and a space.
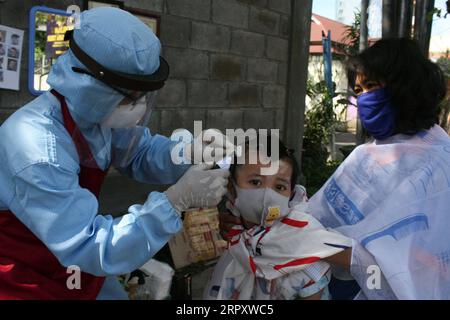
101, 99, 147, 129
232, 185, 290, 226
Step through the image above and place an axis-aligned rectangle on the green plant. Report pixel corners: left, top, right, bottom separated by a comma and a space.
428, 5, 450, 20
342, 11, 361, 56
34, 12, 48, 64
437, 57, 450, 79
305, 81, 336, 146
301, 9, 361, 195
302, 80, 344, 196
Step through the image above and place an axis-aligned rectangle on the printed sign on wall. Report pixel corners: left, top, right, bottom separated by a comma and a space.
0, 25, 24, 91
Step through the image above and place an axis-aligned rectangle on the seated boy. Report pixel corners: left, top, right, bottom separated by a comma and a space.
204, 135, 352, 300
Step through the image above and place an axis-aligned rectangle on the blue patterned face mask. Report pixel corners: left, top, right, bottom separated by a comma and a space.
357, 87, 396, 140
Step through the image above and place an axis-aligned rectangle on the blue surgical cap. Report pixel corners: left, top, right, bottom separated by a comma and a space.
47, 7, 162, 126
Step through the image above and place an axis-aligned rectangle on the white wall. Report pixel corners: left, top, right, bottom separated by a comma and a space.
307, 55, 351, 123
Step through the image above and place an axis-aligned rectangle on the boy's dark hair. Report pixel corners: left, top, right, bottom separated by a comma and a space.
229, 134, 299, 191
347, 38, 447, 135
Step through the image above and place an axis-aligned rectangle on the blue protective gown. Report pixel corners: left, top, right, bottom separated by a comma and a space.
0, 8, 190, 299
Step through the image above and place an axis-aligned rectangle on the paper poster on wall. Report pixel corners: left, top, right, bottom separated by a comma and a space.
0, 25, 24, 91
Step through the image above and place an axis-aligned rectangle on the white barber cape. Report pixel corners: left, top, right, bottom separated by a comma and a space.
204, 196, 352, 300
308, 125, 450, 300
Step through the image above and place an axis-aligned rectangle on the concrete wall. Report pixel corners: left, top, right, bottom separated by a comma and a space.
0, 0, 291, 135
154, 0, 291, 136
307, 54, 348, 96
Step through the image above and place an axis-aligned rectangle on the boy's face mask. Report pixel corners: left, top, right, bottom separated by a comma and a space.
232, 185, 290, 227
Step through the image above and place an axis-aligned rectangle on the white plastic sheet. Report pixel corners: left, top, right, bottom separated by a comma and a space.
204, 203, 352, 300
308, 125, 450, 299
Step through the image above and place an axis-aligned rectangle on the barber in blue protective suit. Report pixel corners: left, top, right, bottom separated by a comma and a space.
0, 7, 230, 300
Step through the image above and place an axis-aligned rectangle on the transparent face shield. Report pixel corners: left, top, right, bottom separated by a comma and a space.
65, 30, 168, 170
110, 91, 158, 169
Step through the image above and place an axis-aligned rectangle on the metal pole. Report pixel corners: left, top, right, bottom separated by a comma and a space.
424, 0, 435, 54
360, 0, 369, 51
382, 0, 398, 38
356, 0, 370, 146
284, 0, 313, 175
398, 0, 414, 38
382, 0, 393, 38
414, 0, 426, 40
414, 0, 435, 55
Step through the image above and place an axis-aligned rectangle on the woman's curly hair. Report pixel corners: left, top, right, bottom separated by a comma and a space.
348, 38, 447, 135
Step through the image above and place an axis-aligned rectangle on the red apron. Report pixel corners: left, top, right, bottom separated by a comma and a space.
0, 90, 108, 299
